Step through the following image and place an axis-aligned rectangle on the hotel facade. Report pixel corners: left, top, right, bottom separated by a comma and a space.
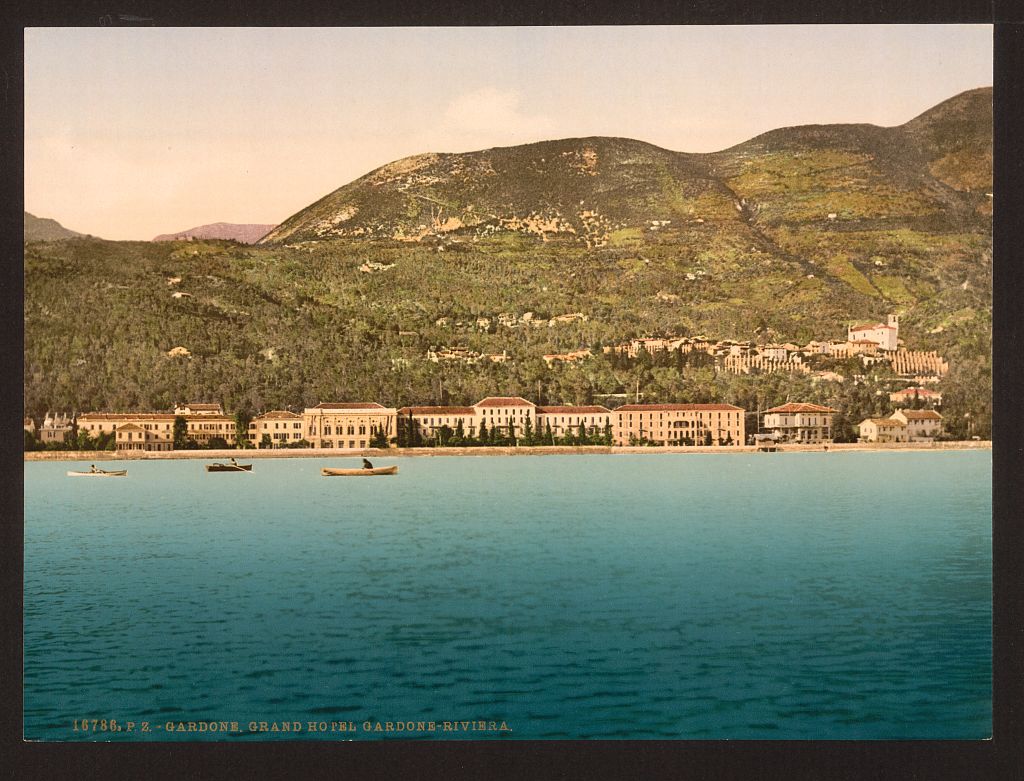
612, 404, 745, 447
303, 403, 397, 450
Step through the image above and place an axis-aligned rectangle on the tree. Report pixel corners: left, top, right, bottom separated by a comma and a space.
508, 421, 517, 446
478, 419, 489, 445
173, 415, 189, 449
454, 418, 465, 445
370, 425, 389, 448
234, 409, 253, 448
207, 436, 229, 449
544, 422, 554, 446
260, 433, 272, 449
75, 429, 95, 451
603, 420, 613, 445
522, 417, 534, 446
24, 429, 37, 451
577, 422, 587, 444
703, 430, 713, 447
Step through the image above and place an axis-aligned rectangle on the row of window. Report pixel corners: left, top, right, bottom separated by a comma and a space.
320, 440, 368, 449
309, 425, 369, 436
620, 412, 739, 421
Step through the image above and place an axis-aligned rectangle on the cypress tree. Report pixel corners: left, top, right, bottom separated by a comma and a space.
173, 415, 189, 449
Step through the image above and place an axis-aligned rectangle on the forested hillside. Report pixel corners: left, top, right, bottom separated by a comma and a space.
24, 88, 992, 438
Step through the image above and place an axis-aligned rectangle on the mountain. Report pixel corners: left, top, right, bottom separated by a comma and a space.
153, 223, 277, 244
261, 86, 991, 246
24, 88, 992, 434
24, 212, 86, 241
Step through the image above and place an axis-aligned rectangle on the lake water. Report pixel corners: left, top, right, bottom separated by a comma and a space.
24, 451, 991, 740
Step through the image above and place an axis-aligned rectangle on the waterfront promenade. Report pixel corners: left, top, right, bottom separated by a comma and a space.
24, 440, 990, 461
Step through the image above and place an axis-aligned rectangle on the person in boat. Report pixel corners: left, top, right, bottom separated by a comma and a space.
89, 464, 98, 473
362, 458, 373, 470
229, 457, 238, 466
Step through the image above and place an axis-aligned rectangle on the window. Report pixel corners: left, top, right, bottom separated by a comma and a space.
347, 425, 355, 435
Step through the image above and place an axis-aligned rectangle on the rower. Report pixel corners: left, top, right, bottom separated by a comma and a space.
89, 464, 98, 473
229, 457, 238, 466
362, 458, 373, 470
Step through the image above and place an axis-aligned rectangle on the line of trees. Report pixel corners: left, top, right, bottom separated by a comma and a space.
395, 415, 613, 448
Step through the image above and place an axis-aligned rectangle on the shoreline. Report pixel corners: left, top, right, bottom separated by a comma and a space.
24, 441, 991, 461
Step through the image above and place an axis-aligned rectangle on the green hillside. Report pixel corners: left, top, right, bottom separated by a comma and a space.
24, 88, 992, 437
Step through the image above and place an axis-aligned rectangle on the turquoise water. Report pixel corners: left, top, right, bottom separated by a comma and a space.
24, 452, 991, 740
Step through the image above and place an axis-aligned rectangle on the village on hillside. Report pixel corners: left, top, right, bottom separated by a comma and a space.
431, 313, 949, 388
26, 314, 954, 453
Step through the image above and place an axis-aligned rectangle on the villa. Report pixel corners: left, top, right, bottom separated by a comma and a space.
762, 403, 838, 443
890, 409, 944, 441
847, 315, 899, 351
858, 418, 908, 443
889, 387, 943, 407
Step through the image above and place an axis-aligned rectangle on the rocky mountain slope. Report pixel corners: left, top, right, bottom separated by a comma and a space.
261, 87, 991, 247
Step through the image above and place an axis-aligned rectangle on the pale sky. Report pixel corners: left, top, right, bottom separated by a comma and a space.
25, 25, 992, 240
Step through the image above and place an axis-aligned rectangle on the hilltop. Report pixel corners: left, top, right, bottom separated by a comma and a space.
24, 212, 89, 241
262, 87, 991, 246
153, 222, 277, 244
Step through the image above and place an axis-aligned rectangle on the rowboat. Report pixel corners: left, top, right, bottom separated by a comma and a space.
321, 466, 398, 477
67, 469, 127, 477
206, 463, 253, 472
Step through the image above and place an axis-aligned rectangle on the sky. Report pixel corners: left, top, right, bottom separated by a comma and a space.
24, 25, 992, 240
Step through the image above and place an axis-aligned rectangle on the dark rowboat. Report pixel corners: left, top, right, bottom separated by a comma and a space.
206, 463, 253, 472
67, 469, 127, 477
321, 466, 398, 477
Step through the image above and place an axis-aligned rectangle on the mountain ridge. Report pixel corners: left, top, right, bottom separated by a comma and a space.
260, 87, 991, 246
154, 222, 277, 244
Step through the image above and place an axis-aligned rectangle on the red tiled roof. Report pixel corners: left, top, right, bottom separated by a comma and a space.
310, 402, 386, 410
536, 405, 611, 414
255, 410, 301, 420
180, 403, 221, 410
615, 403, 744, 412
474, 397, 535, 408
865, 418, 906, 427
765, 403, 838, 414
850, 323, 895, 331
398, 406, 476, 415
893, 387, 940, 397
895, 409, 943, 420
